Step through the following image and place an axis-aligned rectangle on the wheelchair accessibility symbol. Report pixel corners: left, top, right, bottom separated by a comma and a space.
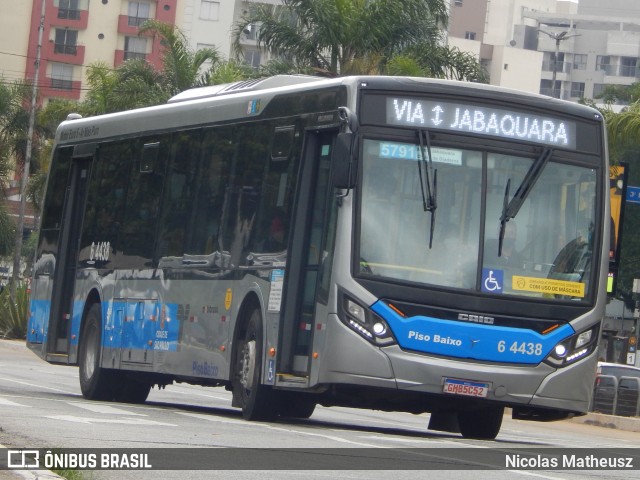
482, 268, 503, 293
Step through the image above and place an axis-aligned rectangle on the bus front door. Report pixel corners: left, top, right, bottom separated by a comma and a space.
46, 149, 94, 360
280, 131, 337, 377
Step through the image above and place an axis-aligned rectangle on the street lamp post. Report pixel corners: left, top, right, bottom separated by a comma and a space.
538, 29, 580, 99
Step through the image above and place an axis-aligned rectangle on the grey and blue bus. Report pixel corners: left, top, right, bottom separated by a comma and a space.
27, 75, 609, 439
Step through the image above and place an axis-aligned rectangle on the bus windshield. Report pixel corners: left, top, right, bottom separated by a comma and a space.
358, 138, 598, 302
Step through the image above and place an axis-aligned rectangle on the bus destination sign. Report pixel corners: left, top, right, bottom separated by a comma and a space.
386, 97, 576, 149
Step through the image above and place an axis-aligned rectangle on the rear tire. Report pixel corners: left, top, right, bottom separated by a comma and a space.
232, 308, 277, 420
78, 303, 116, 400
114, 376, 152, 404
458, 405, 504, 440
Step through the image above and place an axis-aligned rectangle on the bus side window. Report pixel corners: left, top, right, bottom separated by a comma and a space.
40, 146, 74, 231
120, 137, 168, 266
79, 142, 132, 266
157, 130, 201, 260
219, 125, 266, 266
185, 127, 235, 258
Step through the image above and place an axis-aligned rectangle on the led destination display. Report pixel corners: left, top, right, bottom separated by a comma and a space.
386, 97, 577, 149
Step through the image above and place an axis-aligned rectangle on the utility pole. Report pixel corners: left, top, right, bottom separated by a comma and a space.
11, 0, 45, 298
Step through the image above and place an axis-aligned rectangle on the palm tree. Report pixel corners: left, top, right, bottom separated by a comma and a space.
233, 0, 485, 81
138, 19, 222, 95
0, 79, 34, 257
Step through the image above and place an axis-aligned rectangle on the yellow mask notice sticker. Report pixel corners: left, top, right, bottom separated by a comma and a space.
512, 276, 585, 298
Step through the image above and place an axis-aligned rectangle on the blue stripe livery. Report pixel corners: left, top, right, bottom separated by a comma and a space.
371, 301, 574, 364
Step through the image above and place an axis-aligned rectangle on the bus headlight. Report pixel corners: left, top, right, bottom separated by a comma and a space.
544, 324, 599, 367
339, 293, 396, 347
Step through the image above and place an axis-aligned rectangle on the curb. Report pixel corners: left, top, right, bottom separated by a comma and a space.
569, 412, 640, 432
0, 445, 62, 479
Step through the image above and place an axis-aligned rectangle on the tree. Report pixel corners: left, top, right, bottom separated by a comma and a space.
233, 0, 485, 81
600, 100, 640, 302
0, 79, 33, 257
82, 61, 168, 115
138, 19, 222, 95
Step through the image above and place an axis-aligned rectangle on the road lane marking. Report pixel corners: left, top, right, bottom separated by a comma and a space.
176, 412, 381, 447
0, 397, 30, 407
45, 415, 176, 426
0, 377, 76, 394
68, 401, 146, 416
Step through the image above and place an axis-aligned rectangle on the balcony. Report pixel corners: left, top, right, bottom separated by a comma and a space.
57, 8, 81, 20
619, 64, 640, 78
51, 6, 89, 29
43, 41, 85, 65
542, 61, 571, 74
41, 77, 81, 100
118, 15, 152, 35
114, 50, 148, 66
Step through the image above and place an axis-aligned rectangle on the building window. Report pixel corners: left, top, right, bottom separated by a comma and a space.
592, 83, 606, 98
454, 0, 463, 6
465, 31, 476, 40
620, 57, 639, 78
540, 79, 560, 97
128, 2, 151, 27
543, 51, 565, 73
244, 49, 261, 68
570, 82, 585, 98
58, 0, 81, 20
573, 54, 587, 71
51, 63, 74, 90
596, 55, 614, 75
54, 29, 78, 55
124, 36, 147, 60
200, 0, 220, 21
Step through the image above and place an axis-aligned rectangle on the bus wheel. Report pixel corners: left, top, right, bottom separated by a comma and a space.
114, 376, 151, 404
278, 392, 316, 419
457, 405, 504, 440
78, 303, 115, 401
233, 308, 276, 420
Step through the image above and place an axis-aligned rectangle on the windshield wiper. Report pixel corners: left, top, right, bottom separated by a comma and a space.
498, 148, 552, 256
417, 129, 438, 248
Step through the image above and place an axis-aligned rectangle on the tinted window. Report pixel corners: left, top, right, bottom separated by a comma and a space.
157, 130, 202, 259
41, 147, 73, 230
119, 136, 168, 266
80, 141, 133, 265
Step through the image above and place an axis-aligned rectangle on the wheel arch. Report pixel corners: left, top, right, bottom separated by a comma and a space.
229, 291, 263, 381
76, 288, 102, 363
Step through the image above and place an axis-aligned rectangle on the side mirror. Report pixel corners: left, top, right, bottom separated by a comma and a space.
331, 132, 356, 189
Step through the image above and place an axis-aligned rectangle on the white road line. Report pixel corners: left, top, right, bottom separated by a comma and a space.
45, 415, 176, 426
0, 377, 76, 394
0, 397, 30, 407
68, 401, 146, 416
176, 411, 382, 447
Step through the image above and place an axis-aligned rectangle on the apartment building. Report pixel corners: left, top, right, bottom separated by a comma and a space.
179, 0, 280, 68
448, 0, 640, 107
12, 0, 179, 103
529, 0, 640, 106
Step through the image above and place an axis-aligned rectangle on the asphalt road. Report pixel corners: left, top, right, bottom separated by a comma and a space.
1, 339, 638, 480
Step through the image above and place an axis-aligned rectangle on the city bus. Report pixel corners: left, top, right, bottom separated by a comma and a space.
27, 75, 609, 439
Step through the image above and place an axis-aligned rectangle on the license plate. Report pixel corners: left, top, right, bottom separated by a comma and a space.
443, 378, 490, 398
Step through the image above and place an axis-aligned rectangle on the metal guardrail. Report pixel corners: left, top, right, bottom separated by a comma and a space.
591, 375, 640, 417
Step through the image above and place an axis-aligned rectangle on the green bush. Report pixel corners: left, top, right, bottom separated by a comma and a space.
0, 282, 29, 339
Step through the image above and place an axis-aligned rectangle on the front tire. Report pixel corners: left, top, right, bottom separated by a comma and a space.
78, 303, 116, 400
458, 405, 504, 440
278, 392, 316, 419
232, 308, 276, 420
